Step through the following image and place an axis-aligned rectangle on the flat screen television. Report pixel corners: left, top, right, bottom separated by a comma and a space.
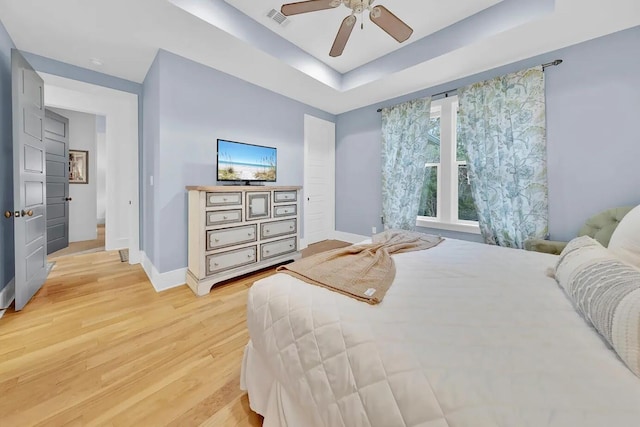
216, 139, 277, 184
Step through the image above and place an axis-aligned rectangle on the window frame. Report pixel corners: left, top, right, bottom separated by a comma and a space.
416, 96, 480, 235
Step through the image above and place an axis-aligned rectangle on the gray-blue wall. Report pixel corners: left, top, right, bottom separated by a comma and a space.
336, 26, 640, 242
143, 50, 335, 273
0, 20, 16, 293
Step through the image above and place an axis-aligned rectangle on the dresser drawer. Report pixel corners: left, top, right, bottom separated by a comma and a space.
273, 204, 297, 218
207, 224, 257, 251
261, 219, 296, 239
206, 209, 242, 226
274, 190, 297, 203
206, 246, 256, 275
206, 192, 242, 207
261, 238, 296, 260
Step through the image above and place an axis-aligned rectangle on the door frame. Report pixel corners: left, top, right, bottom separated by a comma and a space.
303, 114, 336, 248
40, 73, 140, 265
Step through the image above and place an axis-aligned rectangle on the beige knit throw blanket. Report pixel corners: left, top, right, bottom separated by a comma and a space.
276, 229, 444, 304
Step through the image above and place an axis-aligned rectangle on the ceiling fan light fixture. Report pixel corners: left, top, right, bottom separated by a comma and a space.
280, 0, 412, 57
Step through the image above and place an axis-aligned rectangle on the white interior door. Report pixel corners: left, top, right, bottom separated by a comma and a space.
11, 49, 47, 310
303, 114, 335, 246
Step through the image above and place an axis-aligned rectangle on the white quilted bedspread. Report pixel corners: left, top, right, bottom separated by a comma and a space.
246, 239, 640, 427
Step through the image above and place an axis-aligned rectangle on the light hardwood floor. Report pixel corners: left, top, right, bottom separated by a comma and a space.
48, 224, 106, 259
0, 240, 350, 426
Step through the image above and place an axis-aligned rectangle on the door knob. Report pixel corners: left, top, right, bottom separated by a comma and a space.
65, 197, 72, 201
4, 211, 12, 218
21, 210, 34, 217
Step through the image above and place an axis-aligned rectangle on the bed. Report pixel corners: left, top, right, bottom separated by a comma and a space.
240, 238, 640, 427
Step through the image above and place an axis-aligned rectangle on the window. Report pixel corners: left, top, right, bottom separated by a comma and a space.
417, 96, 479, 233
417, 115, 440, 218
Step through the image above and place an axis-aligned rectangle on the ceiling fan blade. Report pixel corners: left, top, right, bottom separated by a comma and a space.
329, 15, 356, 57
281, 0, 339, 16
369, 5, 413, 43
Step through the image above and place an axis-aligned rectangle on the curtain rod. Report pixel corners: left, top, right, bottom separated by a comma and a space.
376, 59, 563, 112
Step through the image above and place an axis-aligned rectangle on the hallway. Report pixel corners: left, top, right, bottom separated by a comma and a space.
48, 224, 105, 259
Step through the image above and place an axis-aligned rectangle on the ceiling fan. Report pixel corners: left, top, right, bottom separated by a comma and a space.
280, 0, 413, 57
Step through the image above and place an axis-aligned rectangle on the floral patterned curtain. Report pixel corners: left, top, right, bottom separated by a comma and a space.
457, 67, 548, 248
381, 98, 432, 230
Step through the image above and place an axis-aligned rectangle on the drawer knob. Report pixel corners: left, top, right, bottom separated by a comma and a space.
289, 244, 293, 248
289, 226, 294, 229
247, 254, 252, 258
223, 198, 227, 201
265, 229, 270, 233
248, 232, 253, 236
214, 263, 219, 267
223, 216, 227, 219
214, 238, 219, 243
265, 250, 270, 254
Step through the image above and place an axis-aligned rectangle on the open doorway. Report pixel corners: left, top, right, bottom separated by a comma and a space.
41, 72, 140, 264
4, 51, 139, 312
45, 107, 107, 260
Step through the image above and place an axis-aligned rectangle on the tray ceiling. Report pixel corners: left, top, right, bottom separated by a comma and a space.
224, 0, 503, 73
0, 0, 638, 114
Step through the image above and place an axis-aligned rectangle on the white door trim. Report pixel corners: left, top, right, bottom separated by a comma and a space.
40, 73, 140, 265
0, 278, 15, 310
303, 114, 335, 245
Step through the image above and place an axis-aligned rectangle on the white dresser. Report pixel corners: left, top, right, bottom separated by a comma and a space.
186, 185, 302, 296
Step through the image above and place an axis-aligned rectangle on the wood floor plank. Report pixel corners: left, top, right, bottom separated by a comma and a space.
0, 240, 348, 425
48, 224, 106, 259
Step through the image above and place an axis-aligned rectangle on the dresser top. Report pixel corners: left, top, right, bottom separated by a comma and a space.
186, 185, 302, 192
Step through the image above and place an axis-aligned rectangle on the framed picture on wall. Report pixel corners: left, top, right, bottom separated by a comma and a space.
69, 150, 89, 184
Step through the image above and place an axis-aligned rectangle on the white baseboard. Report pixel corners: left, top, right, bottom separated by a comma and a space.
140, 251, 187, 292
299, 238, 308, 251
331, 230, 369, 244
106, 237, 128, 251
0, 278, 15, 310
128, 248, 141, 265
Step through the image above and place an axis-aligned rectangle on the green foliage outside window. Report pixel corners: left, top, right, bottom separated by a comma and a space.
418, 117, 440, 217
417, 114, 478, 221
458, 165, 478, 221
456, 116, 478, 221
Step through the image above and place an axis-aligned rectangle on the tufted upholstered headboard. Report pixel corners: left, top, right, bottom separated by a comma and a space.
578, 206, 633, 247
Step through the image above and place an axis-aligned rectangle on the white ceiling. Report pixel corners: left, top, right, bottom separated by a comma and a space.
0, 0, 638, 115
224, 0, 503, 73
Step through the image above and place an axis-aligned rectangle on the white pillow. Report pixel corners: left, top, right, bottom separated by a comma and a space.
555, 235, 640, 378
609, 204, 640, 267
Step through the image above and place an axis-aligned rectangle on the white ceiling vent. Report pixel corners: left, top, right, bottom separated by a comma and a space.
267, 9, 291, 27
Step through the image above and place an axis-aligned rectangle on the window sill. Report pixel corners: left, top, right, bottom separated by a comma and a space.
416, 218, 481, 235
